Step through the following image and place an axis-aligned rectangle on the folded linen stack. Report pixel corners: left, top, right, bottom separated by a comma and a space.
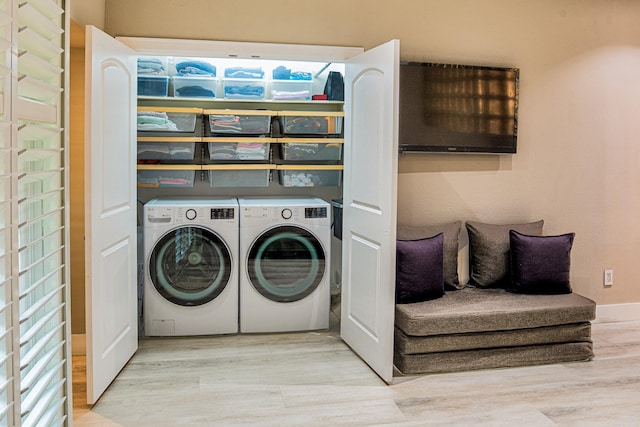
138, 58, 165, 75
137, 111, 178, 131
175, 61, 217, 77
224, 66, 264, 79
209, 115, 270, 135
209, 142, 268, 161
272, 65, 312, 80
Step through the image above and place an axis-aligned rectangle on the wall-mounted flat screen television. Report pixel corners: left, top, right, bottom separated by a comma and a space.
399, 61, 519, 154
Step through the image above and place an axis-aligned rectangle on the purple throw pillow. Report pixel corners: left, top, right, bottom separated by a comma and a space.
509, 230, 575, 294
395, 233, 445, 304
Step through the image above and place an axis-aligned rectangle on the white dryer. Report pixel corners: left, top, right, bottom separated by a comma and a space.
143, 198, 239, 336
238, 197, 331, 333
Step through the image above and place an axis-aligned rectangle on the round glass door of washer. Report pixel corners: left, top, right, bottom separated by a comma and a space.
149, 226, 232, 306
247, 225, 326, 303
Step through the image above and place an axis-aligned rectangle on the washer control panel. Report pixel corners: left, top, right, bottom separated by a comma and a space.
144, 206, 173, 224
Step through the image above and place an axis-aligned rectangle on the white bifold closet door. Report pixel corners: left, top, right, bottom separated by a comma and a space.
84, 25, 138, 405
341, 39, 399, 384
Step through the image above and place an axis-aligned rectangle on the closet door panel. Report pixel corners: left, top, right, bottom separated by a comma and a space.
84, 25, 137, 405
341, 40, 399, 384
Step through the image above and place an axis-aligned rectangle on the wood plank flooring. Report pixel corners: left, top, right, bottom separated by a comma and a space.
72, 315, 640, 426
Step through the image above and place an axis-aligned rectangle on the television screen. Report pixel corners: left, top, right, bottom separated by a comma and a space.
399, 62, 519, 154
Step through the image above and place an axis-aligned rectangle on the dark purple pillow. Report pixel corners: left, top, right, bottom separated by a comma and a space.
509, 230, 575, 294
395, 233, 445, 304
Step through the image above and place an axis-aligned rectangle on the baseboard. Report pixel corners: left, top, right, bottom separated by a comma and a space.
594, 303, 640, 323
72, 333, 86, 356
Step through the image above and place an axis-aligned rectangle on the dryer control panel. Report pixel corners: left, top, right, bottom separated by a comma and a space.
305, 207, 327, 219
211, 208, 235, 220
241, 205, 330, 227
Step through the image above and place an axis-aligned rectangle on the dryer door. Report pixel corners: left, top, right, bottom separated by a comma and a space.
149, 226, 232, 306
247, 225, 326, 302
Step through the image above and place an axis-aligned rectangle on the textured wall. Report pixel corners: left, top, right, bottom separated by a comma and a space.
104, 0, 640, 306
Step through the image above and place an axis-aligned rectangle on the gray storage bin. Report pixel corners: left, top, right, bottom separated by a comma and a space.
278, 169, 342, 187
137, 170, 195, 188
137, 142, 196, 160
208, 168, 271, 187
280, 114, 343, 136
208, 140, 270, 161
137, 110, 201, 135
206, 111, 272, 136
280, 142, 342, 162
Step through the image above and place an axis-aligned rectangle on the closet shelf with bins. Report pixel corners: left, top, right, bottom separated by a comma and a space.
136, 100, 345, 188
136, 106, 203, 188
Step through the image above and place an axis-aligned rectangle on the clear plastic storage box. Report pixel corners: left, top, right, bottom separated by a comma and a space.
223, 78, 266, 100
172, 76, 218, 98
270, 80, 313, 100
137, 76, 169, 97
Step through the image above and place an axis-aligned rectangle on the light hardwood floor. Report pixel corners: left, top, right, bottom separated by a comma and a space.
72, 313, 640, 426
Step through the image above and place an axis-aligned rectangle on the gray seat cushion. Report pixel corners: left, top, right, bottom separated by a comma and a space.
395, 287, 596, 336
394, 341, 594, 375
395, 322, 592, 354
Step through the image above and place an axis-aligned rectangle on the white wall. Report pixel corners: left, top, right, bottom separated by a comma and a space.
104, 0, 640, 306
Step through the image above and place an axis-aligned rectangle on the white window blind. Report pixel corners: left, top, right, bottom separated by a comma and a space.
0, 0, 16, 425
4, 0, 70, 426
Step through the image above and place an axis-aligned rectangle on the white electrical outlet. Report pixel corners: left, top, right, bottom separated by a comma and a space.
604, 269, 614, 287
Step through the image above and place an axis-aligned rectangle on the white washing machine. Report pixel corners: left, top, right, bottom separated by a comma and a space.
144, 198, 239, 336
238, 197, 331, 333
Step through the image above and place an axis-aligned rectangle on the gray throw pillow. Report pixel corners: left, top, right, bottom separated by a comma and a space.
397, 221, 462, 290
466, 220, 544, 288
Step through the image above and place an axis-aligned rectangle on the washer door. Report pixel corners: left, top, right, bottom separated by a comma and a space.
149, 226, 232, 306
247, 225, 326, 303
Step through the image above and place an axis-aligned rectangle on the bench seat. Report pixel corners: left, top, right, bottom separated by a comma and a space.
394, 287, 596, 375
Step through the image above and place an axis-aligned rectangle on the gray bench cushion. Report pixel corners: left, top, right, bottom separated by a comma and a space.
394, 341, 594, 375
395, 287, 596, 336
395, 322, 592, 354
